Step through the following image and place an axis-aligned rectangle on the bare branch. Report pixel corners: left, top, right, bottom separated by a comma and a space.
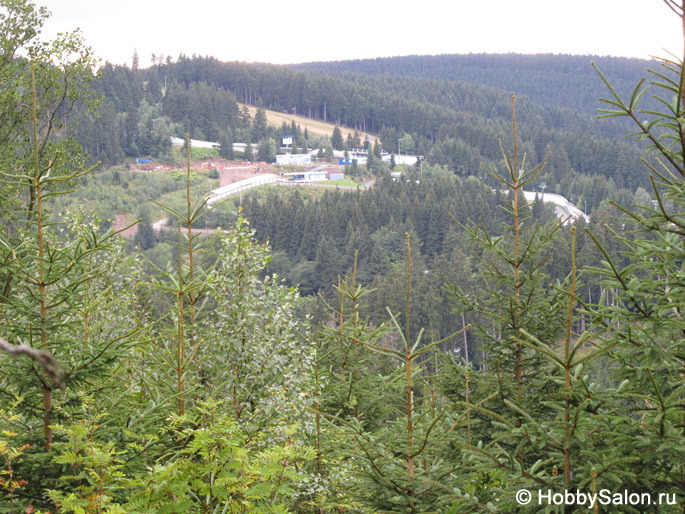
662, 0, 684, 17
0, 336, 63, 388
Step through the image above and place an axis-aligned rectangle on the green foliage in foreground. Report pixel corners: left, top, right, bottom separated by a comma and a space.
45, 399, 313, 514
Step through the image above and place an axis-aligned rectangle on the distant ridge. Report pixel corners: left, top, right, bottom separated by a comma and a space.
291, 53, 654, 116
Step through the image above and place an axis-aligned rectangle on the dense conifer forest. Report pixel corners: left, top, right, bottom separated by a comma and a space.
0, 0, 684, 512
293, 53, 653, 115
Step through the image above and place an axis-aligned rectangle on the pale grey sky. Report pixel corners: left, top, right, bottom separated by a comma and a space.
39, 1, 682, 67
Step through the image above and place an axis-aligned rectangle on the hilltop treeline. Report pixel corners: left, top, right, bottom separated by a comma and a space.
293, 53, 654, 116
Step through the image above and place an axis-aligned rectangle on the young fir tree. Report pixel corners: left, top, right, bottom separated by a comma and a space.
446, 95, 610, 510
318, 243, 470, 513
0, 5, 144, 503
586, 1, 685, 503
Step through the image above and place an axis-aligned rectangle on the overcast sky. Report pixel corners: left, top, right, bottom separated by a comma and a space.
39, 1, 682, 67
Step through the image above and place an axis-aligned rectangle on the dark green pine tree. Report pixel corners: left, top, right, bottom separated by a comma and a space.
345, 132, 354, 151
314, 235, 341, 291
373, 137, 382, 158
243, 136, 254, 162
352, 130, 361, 149
219, 129, 234, 159
290, 121, 301, 151
145, 71, 163, 103
350, 158, 359, 176
423, 207, 443, 257
297, 211, 319, 261
331, 125, 344, 151
280, 121, 290, 138
257, 137, 276, 162
366, 149, 377, 174
367, 239, 390, 278
124, 102, 139, 156
241, 105, 251, 128
253, 106, 268, 141
134, 206, 156, 250
131, 48, 139, 70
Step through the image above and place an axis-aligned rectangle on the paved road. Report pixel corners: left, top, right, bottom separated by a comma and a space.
149, 183, 585, 236
152, 218, 168, 231
207, 174, 280, 206
523, 191, 589, 223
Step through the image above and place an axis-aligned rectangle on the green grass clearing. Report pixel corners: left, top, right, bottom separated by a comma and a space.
313, 178, 361, 187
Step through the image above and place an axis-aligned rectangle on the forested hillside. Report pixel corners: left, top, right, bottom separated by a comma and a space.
1, 1, 684, 512
293, 53, 654, 117
72, 52, 651, 192
242, 174, 634, 346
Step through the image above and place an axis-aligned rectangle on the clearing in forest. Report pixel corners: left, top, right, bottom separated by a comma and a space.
239, 103, 374, 142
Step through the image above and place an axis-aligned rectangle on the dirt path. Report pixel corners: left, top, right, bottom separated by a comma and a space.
112, 214, 138, 239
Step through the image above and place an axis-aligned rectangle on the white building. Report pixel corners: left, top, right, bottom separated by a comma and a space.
382, 153, 418, 166
276, 154, 312, 166
232, 142, 258, 154
283, 170, 327, 182
170, 136, 220, 149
